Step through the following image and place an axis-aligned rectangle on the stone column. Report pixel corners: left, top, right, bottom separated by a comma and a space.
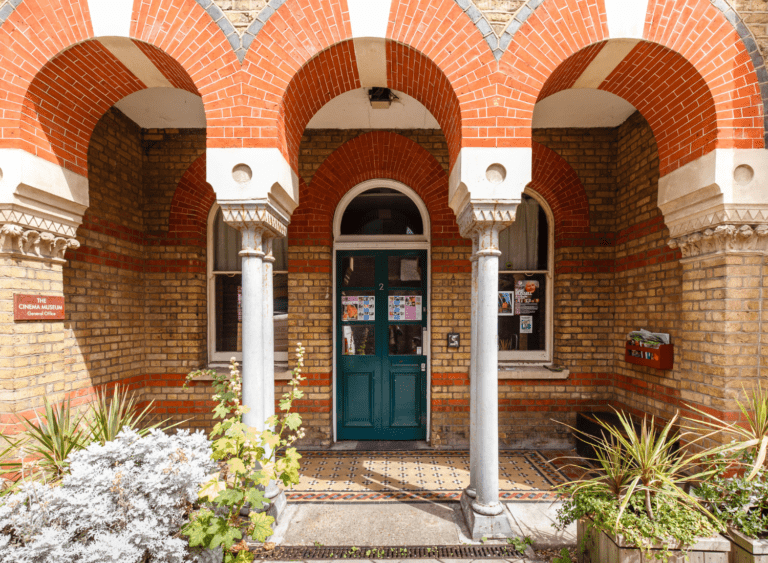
465, 236, 479, 500
221, 202, 289, 521
457, 202, 516, 540
262, 235, 276, 427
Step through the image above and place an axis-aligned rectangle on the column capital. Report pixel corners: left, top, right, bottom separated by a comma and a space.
219, 201, 290, 239
668, 224, 768, 260
456, 201, 517, 240
0, 224, 81, 263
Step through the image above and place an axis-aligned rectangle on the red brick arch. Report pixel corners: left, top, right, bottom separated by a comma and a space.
289, 132, 461, 251
167, 155, 216, 247
0, 0, 237, 175
280, 40, 464, 172
529, 142, 591, 248
243, 0, 495, 169
503, 0, 763, 176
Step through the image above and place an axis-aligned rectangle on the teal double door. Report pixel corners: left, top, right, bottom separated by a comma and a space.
336, 249, 427, 440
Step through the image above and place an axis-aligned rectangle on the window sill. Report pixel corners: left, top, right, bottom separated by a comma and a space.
497, 365, 570, 380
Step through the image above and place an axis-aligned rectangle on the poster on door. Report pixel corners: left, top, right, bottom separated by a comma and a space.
388, 295, 422, 321
342, 296, 375, 321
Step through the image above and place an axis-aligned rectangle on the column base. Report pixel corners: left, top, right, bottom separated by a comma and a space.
265, 488, 287, 523
460, 490, 515, 540
239, 487, 287, 525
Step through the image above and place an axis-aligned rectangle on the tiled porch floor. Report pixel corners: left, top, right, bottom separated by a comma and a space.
286, 449, 586, 503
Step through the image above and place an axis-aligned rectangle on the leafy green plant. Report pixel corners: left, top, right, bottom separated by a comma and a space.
696, 453, 768, 539
555, 409, 723, 561
688, 385, 768, 539
507, 535, 533, 552
17, 395, 90, 482
0, 433, 23, 498
553, 547, 573, 563
687, 383, 768, 480
182, 344, 306, 563
85, 384, 172, 445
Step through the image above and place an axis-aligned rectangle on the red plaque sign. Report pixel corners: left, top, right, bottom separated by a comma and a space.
14, 294, 65, 321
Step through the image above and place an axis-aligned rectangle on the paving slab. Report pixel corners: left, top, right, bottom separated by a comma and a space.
505, 502, 575, 549
279, 502, 462, 546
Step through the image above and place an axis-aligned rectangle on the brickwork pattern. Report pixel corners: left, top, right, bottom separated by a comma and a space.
1, 0, 765, 176
611, 111, 683, 422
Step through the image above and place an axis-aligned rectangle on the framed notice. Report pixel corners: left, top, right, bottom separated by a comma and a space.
388, 295, 422, 321
14, 294, 65, 321
498, 292, 514, 315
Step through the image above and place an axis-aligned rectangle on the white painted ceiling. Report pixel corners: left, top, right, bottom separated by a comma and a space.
533, 88, 637, 128
307, 88, 440, 129
114, 88, 206, 129
114, 85, 636, 131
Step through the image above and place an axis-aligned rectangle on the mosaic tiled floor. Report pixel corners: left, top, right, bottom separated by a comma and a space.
285, 449, 589, 503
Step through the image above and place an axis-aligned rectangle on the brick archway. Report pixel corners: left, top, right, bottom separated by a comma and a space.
502, 0, 764, 174
529, 142, 591, 248
0, 0, 238, 175
289, 131, 458, 250
167, 155, 216, 248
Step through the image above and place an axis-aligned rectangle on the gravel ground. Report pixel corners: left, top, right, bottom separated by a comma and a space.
533, 546, 577, 562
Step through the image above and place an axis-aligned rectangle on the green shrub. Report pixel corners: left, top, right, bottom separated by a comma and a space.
182, 344, 306, 563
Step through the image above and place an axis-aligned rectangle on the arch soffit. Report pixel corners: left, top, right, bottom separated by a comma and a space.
278, 40, 463, 171
14, 37, 207, 176
0, 0, 237, 146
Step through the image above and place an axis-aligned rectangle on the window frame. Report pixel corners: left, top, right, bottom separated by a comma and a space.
206, 204, 288, 366
498, 189, 555, 365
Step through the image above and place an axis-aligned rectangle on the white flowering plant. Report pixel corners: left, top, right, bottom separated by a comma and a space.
182, 344, 306, 563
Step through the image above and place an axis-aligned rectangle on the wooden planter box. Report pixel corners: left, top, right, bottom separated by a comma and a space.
577, 519, 730, 563
625, 343, 674, 370
729, 528, 768, 563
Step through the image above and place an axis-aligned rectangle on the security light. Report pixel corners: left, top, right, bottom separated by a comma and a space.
368, 87, 393, 109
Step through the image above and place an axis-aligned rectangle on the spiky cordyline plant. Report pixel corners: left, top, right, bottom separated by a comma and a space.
557, 410, 720, 524
17, 395, 90, 482
686, 383, 768, 480
86, 384, 173, 446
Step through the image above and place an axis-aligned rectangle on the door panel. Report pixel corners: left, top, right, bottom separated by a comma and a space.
337, 249, 427, 440
389, 369, 421, 428
344, 371, 375, 427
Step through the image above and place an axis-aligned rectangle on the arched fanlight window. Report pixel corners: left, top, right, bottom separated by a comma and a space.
208, 207, 288, 365
497, 192, 554, 363
340, 188, 424, 236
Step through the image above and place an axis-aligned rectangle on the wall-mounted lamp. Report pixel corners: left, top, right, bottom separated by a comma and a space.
368, 87, 395, 109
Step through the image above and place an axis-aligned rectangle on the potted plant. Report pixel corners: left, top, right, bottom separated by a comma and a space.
689, 385, 768, 563
556, 410, 728, 563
